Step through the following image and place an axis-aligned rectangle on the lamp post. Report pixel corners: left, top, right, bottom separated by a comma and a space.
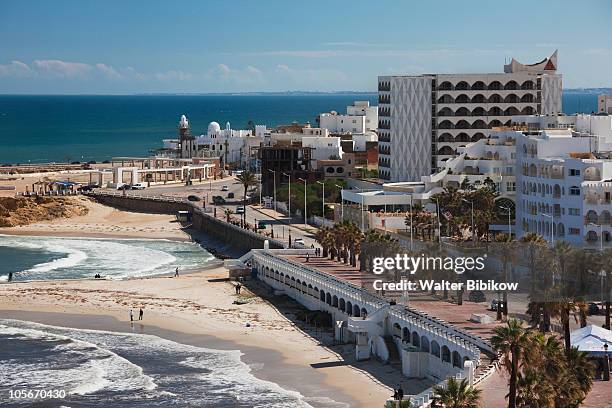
540, 213, 554, 246
409, 195, 413, 252
283, 172, 291, 225
588, 222, 604, 251
434, 197, 442, 248
316, 180, 325, 222
604, 343, 610, 381
355, 187, 365, 231
462, 198, 475, 243
267, 169, 276, 212
298, 177, 307, 227
335, 184, 343, 222
501, 205, 512, 240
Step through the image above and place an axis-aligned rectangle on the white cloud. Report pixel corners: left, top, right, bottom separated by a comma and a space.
95, 63, 123, 79
33, 59, 93, 78
0, 60, 33, 77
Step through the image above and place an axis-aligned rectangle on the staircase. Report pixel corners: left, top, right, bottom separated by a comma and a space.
473, 353, 498, 385
383, 335, 401, 363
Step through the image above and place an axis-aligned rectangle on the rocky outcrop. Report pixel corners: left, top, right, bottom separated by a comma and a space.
0, 196, 89, 227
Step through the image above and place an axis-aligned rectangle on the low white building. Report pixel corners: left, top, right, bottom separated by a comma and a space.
319, 100, 378, 134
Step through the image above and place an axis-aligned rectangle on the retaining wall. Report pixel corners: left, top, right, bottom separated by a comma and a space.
88, 193, 284, 253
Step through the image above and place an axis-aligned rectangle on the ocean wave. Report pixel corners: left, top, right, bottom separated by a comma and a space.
1, 235, 212, 280
0, 322, 157, 396
0, 320, 326, 407
25, 244, 88, 274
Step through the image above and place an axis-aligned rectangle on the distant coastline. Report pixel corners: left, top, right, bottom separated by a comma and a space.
1, 88, 611, 96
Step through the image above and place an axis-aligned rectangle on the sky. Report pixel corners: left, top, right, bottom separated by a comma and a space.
1, 0, 611, 94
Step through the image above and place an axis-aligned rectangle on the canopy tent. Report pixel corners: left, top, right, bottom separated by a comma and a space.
570, 325, 612, 357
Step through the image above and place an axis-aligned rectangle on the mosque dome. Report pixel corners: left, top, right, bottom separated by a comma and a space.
208, 121, 221, 134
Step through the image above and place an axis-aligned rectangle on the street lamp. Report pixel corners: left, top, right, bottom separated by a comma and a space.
409, 195, 413, 252
540, 213, 554, 246
501, 205, 512, 240
434, 197, 442, 247
335, 184, 343, 221
588, 222, 604, 252
462, 198, 475, 243
283, 172, 291, 225
298, 177, 307, 226
316, 180, 325, 222
354, 187, 365, 231
267, 169, 277, 212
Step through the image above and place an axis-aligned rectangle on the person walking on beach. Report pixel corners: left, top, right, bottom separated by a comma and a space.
175, 267, 180, 277
235, 282, 242, 295
129, 309, 133, 322
139, 308, 143, 321
7, 272, 13, 282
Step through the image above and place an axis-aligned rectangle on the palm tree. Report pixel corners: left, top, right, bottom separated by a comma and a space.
224, 208, 233, 222
431, 377, 481, 408
491, 319, 532, 408
236, 170, 257, 224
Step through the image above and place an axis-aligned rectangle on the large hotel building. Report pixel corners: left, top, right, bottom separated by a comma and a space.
377, 51, 562, 182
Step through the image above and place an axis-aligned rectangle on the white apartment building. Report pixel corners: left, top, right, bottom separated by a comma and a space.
378, 51, 562, 182
598, 94, 612, 114
319, 101, 378, 134
515, 114, 612, 247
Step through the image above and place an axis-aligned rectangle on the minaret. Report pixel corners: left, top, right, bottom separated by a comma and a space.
178, 114, 196, 158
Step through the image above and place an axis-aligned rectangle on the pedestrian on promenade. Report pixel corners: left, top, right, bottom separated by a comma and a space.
8, 272, 13, 282
397, 386, 404, 402
129, 309, 133, 322
236, 282, 242, 294
175, 267, 179, 277
139, 308, 143, 320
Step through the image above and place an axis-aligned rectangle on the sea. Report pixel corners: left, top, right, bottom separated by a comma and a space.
0, 92, 600, 164
0, 235, 217, 282
0, 319, 330, 408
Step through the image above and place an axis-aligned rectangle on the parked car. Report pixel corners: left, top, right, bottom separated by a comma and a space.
236, 206, 245, 214
468, 290, 486, 303
588, 302, 600, 316
131, 183, 146, 190
212, 195, 226, 205
257, 220, 266, 229
78, 185, 93, 192
187, 195, 201, 202
221, 185, 229, 192
293, 238, 305, 248
227, 192, 235, 199
116, 183, 131, 190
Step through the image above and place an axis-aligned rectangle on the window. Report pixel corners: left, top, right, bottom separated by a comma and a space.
570, 169, 581, 176
506, 181, 516, 192
506, 167, 513, 174
569, 186, 580, 196
569, 208, 580, 216
569, 228, 580, 235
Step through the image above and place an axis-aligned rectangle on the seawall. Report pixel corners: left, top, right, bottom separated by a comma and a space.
87, 193, 285, 253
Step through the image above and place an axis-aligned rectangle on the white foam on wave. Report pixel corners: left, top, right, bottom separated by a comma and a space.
25, 243, 88, 274
0, 321, 157, 396
0, 319, 330, 407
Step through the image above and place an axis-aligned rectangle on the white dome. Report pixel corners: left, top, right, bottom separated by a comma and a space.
208, 121, 221, 134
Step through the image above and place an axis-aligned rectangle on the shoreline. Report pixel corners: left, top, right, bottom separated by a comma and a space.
0, 268, 392, 407
0, 311, 357, 408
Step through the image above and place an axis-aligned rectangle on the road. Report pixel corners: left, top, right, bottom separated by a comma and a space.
97, 176, 319, 249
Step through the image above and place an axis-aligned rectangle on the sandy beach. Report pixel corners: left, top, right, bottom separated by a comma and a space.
0, 196, 191, 241
0, 267, 393, 407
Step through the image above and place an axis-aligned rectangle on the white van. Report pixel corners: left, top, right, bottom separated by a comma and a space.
131, 183, 146, 190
